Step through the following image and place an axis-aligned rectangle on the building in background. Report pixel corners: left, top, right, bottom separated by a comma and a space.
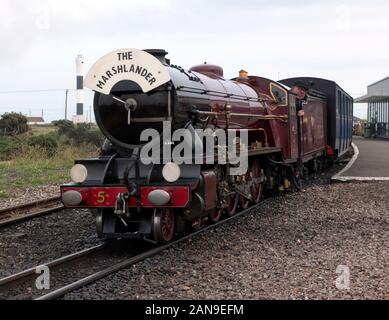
27, 116, 45, 125
72, 54, 87, 124
355, 77, 389, 138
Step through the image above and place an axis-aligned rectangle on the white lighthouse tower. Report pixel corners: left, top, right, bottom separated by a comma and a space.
72, 54, 87, 124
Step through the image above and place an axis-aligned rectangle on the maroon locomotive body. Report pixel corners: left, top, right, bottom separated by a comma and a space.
61, 49, 352, 243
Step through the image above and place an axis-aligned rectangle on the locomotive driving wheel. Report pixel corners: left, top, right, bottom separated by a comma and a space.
152, 208, 175, 244
251, 160, 263, 204
209, 207, 223, 223
240, 184, 250, 210
239, 170, 253, 210
225, 192, 239, 217
95, 210, 104, 238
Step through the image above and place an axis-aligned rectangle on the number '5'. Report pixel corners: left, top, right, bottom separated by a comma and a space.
97, 191, 106, 204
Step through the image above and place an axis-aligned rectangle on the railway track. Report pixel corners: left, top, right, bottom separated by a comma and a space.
0, 196, 64, 228
0, 203, 260, 300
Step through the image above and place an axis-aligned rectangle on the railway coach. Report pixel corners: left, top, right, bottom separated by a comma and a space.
279, 77, 353, 159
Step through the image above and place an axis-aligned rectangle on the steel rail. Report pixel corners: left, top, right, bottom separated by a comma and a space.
35, 203, 261, 300
0, 196, 61, 214
0, 196, 64, 228
0, 244, 106, 288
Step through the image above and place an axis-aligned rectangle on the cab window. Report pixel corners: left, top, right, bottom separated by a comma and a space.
270, 83, 288, 106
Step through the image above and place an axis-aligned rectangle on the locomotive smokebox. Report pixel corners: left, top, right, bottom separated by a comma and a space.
84, 48, 173, 151
93, 79, 171, 150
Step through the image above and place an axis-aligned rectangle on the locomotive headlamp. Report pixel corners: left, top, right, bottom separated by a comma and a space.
62, 190, 83, 207
70, 164, 88, 184
162, 163, 181, 183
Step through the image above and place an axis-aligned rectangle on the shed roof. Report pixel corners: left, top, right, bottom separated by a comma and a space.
355, 75, 389, 103
354, 94, 389, 103
27, 117, 44, 123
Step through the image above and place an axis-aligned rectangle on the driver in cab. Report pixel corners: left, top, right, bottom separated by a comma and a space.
291, 81, 309, 118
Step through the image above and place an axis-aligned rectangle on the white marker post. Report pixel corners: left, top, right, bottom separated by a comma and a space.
73, 54, 86, 124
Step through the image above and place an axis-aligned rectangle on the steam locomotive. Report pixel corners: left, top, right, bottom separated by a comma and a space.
61, 48, 353, 243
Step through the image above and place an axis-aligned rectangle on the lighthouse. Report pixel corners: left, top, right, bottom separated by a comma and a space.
73, 54, 86, 124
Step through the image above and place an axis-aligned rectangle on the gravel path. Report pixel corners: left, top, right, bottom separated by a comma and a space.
0, 185, 60, 210
0, 209, 102, 278
63, 180, 389, 300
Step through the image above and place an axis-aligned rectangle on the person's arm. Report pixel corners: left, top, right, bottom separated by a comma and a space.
296, 100, 305, 117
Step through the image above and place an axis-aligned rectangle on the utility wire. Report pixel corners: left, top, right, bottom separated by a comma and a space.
0, 88, 93, 94
0, 89, 74, 94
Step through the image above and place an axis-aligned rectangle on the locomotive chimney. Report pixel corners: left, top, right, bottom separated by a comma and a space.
144, 49, 170, 65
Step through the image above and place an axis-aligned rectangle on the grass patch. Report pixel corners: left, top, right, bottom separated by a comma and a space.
0, 145, 97, 199
0, 122, 103, 200
29, 124, 58, 135
0, 190, 8, 199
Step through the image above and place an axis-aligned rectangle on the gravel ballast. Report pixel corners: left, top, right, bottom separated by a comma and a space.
62, 181, 388, 300
0, 209, 101, 278
0, 185, 60, 210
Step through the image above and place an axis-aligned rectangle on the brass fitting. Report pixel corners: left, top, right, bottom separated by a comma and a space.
225, 104, 232, 129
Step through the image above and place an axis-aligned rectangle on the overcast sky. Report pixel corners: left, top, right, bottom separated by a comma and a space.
1, 0, 388, 121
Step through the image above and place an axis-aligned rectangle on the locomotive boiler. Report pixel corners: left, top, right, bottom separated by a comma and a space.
61, 48, 353, 243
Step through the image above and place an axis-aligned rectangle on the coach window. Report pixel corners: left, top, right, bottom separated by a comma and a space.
270, 83, 288, 106
337, 91, 341, 115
